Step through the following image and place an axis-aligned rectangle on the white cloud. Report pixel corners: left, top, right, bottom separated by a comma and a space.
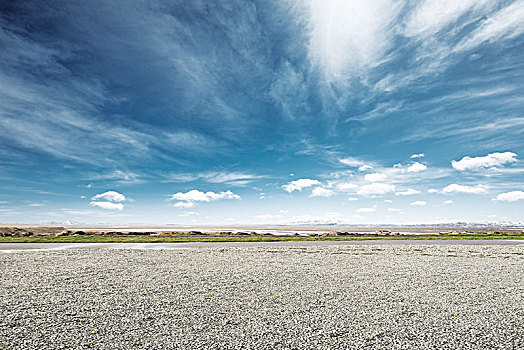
384, 199, 393, 203
404, 0, 490, 38
90, 201, 124, 210
201, 172, 263, 185
427, 189, 439, 193
171, 189, 240, 202
451, 152, 517, 171
28, 203, 44, 207
456, 1, 524, 52
407, 162, 427, 172
364, 172, 387, 181
410, 201, 427, 206
206, 191, 241, 201
339, 158, 373, 171
308, 0, 402, 82
387, 208, 403, 212
358, 165, 373, 171
358, 183, 395, 197
170, 189, 240, 208
310, 187, 335, 197
339, 157, 365, 167
173, 202, 195, 208
347, 197, 358, 201
171, 190, 210, 202
164, 172, 263, 186
282, 179, 320, 193
336, 182, 358, 191
443, 200, 454, 204
90, 171, 143, 185
410, 153, 425, 159
442, 184, 488, 194
92, 191, 126, 202
492, 191, 524, 202
357, 207, 376, 213
395, 189, 421, 196
280, 209, 288, 213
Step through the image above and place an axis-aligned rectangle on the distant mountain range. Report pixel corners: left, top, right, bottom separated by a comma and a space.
285, 220, 524, 228
27, 220, 524, 229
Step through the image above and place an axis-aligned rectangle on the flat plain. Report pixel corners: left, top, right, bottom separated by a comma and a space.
1, 243, 523, 349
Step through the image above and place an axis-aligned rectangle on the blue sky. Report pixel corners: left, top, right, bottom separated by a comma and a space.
0, 0, 523, 225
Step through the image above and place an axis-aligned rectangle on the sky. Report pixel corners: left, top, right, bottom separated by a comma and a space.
0, 0, 523, 225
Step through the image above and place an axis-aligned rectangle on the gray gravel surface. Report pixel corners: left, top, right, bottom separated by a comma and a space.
1, 244, 523, 349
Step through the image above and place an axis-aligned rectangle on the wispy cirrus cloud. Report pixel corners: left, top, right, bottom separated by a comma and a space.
1, 1, 523, 224
163, 171, 265, 186
442, 184, 489, 194
310, 187, 334, 197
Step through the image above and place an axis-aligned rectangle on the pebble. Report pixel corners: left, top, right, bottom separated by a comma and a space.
0, 244, 523, 349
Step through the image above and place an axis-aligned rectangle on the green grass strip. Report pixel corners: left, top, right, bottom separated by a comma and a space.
0, 233, 523, 243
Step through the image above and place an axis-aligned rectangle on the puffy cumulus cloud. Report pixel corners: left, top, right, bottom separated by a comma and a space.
492, 191, 524, 202
407, 162, 427, 172
205, 191, 241, 201
90, 201, 124, 210
310, 187, 335, 197
364, 172, 387, 182
395, 189, 421, 196
171, 189, 240, 202
442, 184, 488, 194
427, 189, 439, 193
443, 200, 454, 204
92, 191, 126, 202
410, 153, 424, 159
282, 179, 320, 193
347, 197, 358, 201
91, 191, 126, 210
410, 201, 427, 206
357, 183, 395, 197
336, 182, 359, 191
170, 189, 240, 208
452, 152, 517, 171
357, 207, 376, 213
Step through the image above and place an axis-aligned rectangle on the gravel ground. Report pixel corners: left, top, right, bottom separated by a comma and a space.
0, 244, 523, 349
